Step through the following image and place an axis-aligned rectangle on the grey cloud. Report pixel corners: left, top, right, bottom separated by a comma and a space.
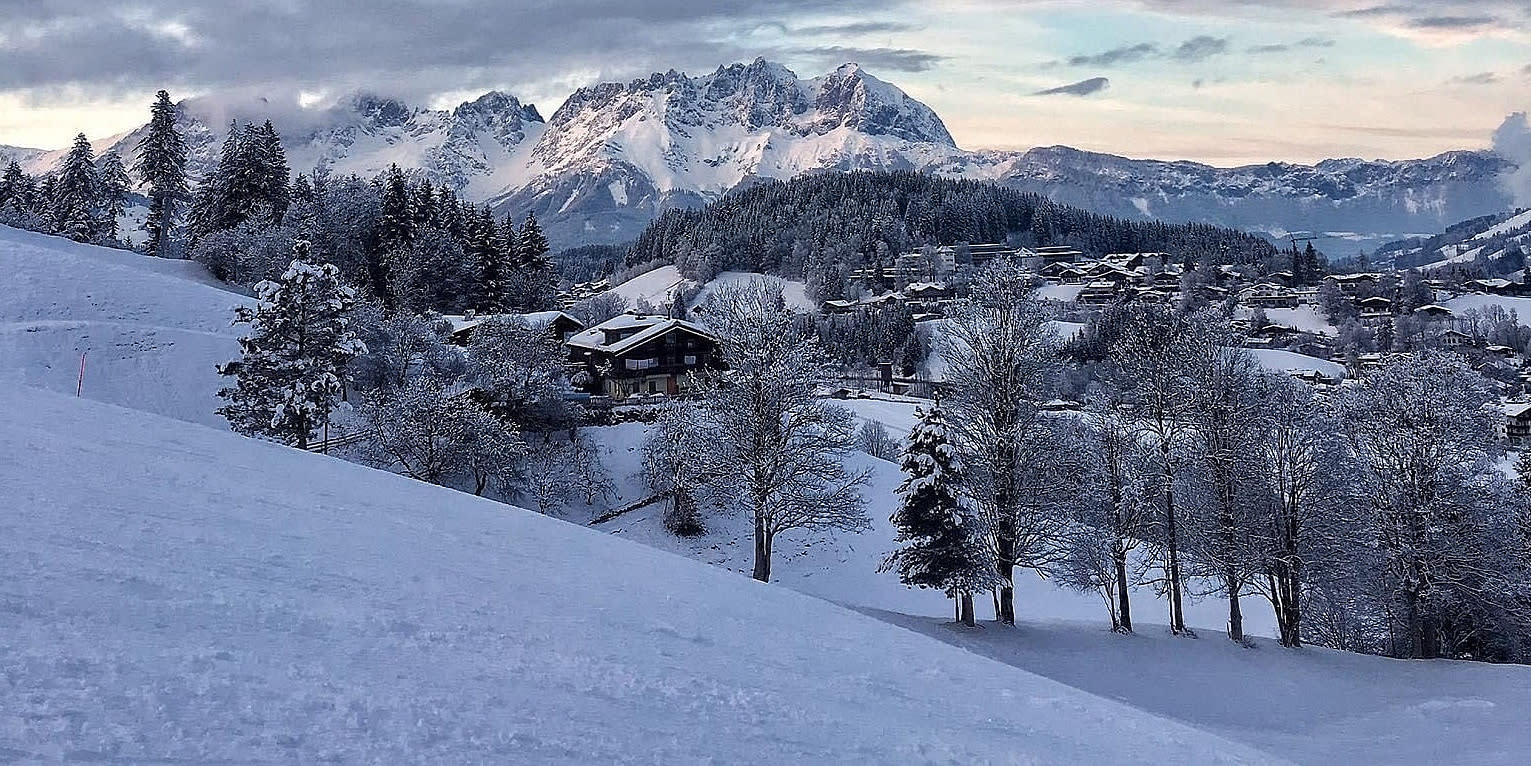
0, 0, 901, 106
1173, 36, 1229, 62
1407, 15, 1499, 29
791, 46, 944, 72
793, 21, 913, 35
1033, 77, 1110, 96
1448, 71, 1501, 85
1067, 43, 1159, 67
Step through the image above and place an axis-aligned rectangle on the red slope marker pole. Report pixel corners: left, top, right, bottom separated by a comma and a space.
77, 351, 87, 397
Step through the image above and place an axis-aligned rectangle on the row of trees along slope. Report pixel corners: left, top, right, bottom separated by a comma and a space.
625, 170, 1280, 301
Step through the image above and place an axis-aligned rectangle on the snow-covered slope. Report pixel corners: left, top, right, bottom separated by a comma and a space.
0, 386, 1281, 764
0, 225, 246, 427
1379, 208, 1531, 270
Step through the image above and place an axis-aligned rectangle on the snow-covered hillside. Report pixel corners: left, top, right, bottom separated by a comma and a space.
1381, 208, 1531, 271
0, 385, 1282, 764
0, 225, 246, 427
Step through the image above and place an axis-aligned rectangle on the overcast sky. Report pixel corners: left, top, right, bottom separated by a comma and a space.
1, 0, 1527, 164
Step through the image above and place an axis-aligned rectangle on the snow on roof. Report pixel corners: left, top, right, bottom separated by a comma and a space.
1505, 402, 1531, 418
566, 313, 718, 355
446, 310, 583, 335
1247, 348, 1346, 379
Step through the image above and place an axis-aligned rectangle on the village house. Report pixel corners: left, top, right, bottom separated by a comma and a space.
1325, 272, 1383, 295
1440, 329, 1474, 349
1504, 402, 1531, 446
566, 313, 722, 399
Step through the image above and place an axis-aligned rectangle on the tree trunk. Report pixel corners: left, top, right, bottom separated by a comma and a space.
959, 592, 976, 627
996, 537, 1016, 625
751, 516, 771, 583
1162, 458, 1187, 635
1226, 570, 1245, 644
1113, 545, 1133, 633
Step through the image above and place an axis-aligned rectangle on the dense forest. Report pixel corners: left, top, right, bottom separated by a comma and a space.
626, 171, 1282, 299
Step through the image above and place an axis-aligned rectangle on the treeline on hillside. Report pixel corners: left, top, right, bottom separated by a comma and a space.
185, 123, 558, 315
626, 170, 1281, 300
0, 135, 132, 246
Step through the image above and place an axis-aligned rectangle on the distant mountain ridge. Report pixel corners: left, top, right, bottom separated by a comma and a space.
6, 59, 1518, 252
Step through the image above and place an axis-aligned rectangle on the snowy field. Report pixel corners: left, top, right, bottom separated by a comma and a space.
1236, 305, 1338, 337
1444, 294, 1531, 322
0, 225, 247, 427
688, 270, 815, 312
0, 387, 1277, 764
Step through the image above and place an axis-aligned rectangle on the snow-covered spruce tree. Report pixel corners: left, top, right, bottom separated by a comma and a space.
52, 133, 102, 242
882, 402, 1000, 626
701, 279, 870, 582
1335, 351, 1530, 659
511, 212, 557, 311
133, 90, 189, 258
217, 242, 366, 449
940, 259, 1068, 624
1106, 303, 1221, 636
96, 151, 130, 243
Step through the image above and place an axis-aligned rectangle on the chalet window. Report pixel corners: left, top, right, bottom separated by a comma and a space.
625, 358, 658, 370
683, 355, 698, 366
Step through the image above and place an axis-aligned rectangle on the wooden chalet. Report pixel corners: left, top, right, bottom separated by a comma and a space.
1505, 402, 1531, 446
566, 313, 721, 399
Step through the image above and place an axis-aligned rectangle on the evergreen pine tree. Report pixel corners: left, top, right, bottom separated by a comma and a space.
133, 89, 189, 257
252, 120, 291, 223
478, 208, 512, 313
217, 241, 367, 449
53, 133, 102, 241
0, 160, 20, 209
378, 165, 413, 249
512, 211, 555, 310
881, 401, 998, 626
96, 151, 130, 242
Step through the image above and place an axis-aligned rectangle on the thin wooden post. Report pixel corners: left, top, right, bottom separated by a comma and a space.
76, 352, 87, 397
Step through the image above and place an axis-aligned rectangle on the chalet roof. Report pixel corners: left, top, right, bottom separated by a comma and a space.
567, 314, 719, 357
1504, 402, 1531, 419
1357, 296, 1393, 306
1327, 272, 1383, 282
1416, 304, 1453, 315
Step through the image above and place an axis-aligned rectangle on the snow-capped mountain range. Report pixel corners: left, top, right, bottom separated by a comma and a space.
8, 58, 1520, 252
